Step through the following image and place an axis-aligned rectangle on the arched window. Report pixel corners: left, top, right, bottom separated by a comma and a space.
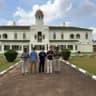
85, 33, 88, 39
53, 33, 56, 39
61, 33, 64, 39
23, 33, 26, 39
38, 31, 42, 42
3, 33, 8, 39
14, 33, 17, 39
38, 16, 41, 19
76, 34, 80, 39
70, 34, 74, 39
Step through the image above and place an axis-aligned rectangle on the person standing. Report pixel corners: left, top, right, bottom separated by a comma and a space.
39, 48, 47, 73
46, 46, 54, 73
21, 48, 29, 75
29, 47, 38, 74
54, 47, 61, 73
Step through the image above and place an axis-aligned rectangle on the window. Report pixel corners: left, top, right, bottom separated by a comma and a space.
34, 34, 37, 40
85, 33, 88, 39
43, 35, 45, 39
23, 33, 26, 39
38, 16, 41, 19
75, 45, 78, 50
34, 45, 45, 50
61, 33, 64, 39
68, 45, 73, 50
4, 45, 10, 51
0, 45, 1, 51
70, 34, 74, 39
53, 33, 56, 39
76, 34, 80, 39
0, 35, 1, 39
38, 31, 42, 42
14, 33, 17, 39
12, 45, 21, 51
3, 33, 8, 39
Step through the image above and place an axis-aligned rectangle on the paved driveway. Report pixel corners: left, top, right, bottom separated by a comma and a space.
0, 61, 96, 96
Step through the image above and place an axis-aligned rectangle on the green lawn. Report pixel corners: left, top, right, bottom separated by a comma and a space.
0, 55, 20, 72
69, 56, 96, 75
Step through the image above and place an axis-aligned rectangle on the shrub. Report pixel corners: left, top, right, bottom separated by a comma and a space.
77, 51, 81, 54
61, 49, 71, 60
4, 50, 18, 62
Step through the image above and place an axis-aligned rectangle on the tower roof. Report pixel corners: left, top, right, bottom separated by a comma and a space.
35, 9, 44, 17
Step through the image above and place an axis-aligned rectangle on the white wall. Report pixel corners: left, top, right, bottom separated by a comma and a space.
0, 26, 93, 53
30, 25, 49, 44
49, 29, 93, 52
0, 30, 30, 40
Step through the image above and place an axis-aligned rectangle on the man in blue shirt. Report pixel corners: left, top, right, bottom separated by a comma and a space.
29, 47, 38, 73
39, 48, 47, 73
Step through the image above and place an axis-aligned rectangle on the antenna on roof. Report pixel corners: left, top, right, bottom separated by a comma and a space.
13, 21, 16, 26
38, 4, 41, 10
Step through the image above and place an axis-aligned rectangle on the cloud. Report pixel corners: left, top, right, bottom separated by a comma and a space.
13, 0, 72, 25
69, 0, 96, 18
4, 0, 96, 26
92, 28, 96, 40
92, 28, 96, 35
88, 27, 96, 40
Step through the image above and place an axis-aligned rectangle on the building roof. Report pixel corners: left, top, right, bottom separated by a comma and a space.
49, 26, 92, 31
0, 25, 92, 31
0, 26, 30, 30
49, 40, 79, 42
0, 40, 30, 42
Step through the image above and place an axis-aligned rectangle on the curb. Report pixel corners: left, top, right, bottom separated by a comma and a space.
0, 60, 22, 76
61, 60, 96, 81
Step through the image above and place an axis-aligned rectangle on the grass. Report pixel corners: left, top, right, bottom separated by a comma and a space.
69, 56, 96, 75
0, 55, 20, 72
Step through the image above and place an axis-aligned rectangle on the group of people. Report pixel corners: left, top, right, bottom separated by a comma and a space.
21, 46, 61, 75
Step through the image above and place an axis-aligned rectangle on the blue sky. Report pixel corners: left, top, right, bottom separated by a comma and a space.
0, 0, 96, 39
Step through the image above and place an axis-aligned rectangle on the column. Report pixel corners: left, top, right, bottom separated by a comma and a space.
29, 43, 31, 53
46, 44, 48, 51
10, 44, 12, 50
2, 44, 4, 53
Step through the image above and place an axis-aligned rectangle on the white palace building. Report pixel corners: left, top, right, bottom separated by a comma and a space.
0, 9, 93, 53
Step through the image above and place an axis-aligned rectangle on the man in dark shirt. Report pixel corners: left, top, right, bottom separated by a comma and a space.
46, 46, 54, 73
39, 48, 47, 73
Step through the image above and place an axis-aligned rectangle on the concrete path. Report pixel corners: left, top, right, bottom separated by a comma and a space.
0, 61, 96, 96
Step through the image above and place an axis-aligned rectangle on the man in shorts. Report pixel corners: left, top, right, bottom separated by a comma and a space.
29, 47, 38, 74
